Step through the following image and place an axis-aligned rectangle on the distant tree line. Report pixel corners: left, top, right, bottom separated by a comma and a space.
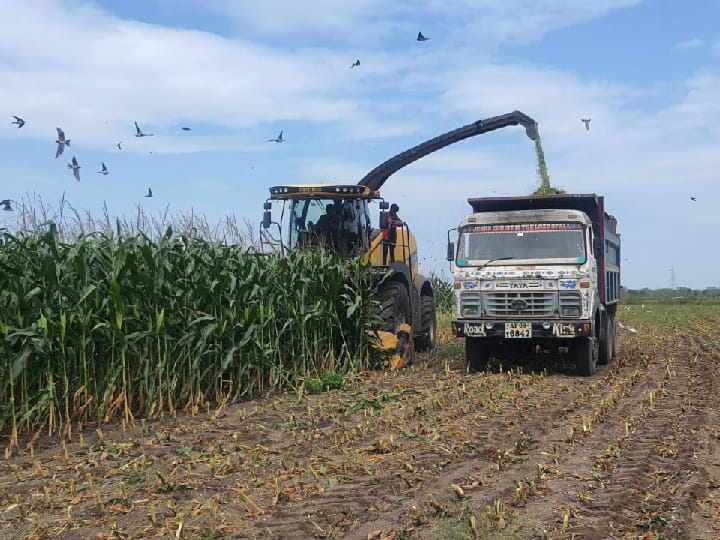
621, 287, 720, 304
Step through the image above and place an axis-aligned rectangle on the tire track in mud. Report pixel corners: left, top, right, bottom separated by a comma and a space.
248, 343, 669, 538
348, 337, 669, 539
401, 328, 720, 540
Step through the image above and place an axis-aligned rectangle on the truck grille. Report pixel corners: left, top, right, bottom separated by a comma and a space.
459, 291, 482, 317
484, 292, 555, 317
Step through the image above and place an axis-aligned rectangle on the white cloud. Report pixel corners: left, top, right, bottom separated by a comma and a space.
1, 1, 719, 288
0, 1, 393, 150
672, 38, 703, 51
204, 0, 642, 47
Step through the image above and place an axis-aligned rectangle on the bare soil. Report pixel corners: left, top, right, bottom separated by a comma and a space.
2, 306, 719, 539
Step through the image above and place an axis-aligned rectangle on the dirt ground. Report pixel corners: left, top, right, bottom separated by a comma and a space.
1, 305, 719, 539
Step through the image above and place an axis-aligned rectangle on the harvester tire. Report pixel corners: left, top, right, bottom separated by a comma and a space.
378, 281, 411, 333
415, 295, 437, 352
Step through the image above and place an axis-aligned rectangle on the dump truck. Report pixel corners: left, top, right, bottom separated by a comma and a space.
260, 111, 539, 367
448, 194, 621, 376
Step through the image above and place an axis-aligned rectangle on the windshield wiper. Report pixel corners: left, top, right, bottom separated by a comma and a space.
477, 256, 515, 271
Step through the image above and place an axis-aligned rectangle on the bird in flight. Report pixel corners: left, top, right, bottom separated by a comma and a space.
268, 130, 284, 143
690, 196, 696, 201
350, 59, 360, 68
1, 199, 12, 211
67, 156, 81, 182
134, 121, 154, 137
417, 31, 430, 41
116, 141, 123, 150
581, 118, 591, 131
98, 162, 109, 175
181, 127, 192, 131
55, 127, 71, 158
11, 116, 25, 128
145, 187, 153, 197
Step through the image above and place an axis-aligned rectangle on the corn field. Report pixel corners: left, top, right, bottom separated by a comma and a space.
0, 224, 381, 444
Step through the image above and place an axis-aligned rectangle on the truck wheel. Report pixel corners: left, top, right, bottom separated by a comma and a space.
598, 315, 612, 366
414, 295, 437, 352
378, 281, 410, 333
610, 316, 618, 358
466, 338, 489, 372
574, 337, 598, 376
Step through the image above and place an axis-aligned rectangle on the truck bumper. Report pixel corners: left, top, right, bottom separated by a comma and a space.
451, 320, 592, 339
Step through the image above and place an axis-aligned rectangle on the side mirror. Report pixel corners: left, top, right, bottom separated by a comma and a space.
262, 211, 272, 229
446, 241, 455, 261
263, 201, 272, 210
379, 201, 389, 210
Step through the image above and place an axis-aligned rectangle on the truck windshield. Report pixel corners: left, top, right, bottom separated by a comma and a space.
456, 223, 586, 267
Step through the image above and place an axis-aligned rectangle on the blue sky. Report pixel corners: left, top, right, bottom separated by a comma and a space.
1, 0, 718, 289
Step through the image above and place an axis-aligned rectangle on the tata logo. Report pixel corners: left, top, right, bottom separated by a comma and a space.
510, 299, 528, 311
510, 282, 529, 288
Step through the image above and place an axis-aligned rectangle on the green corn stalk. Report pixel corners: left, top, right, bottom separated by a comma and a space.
1, 218, 381, 438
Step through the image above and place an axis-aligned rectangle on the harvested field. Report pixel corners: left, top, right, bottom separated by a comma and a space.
2, 304, 719, 539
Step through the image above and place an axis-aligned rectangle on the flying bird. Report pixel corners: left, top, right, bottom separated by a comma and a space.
55, 127, 71, 158
350, 59, 360, 68
181, 127, 192, 131
97, 162, 109, 175
268, 130, 284, 143
144, 187, 153, 197
1, 199, 12, 211
581, 118, 591, 131
67, 156, 81, 182
134, 121, 154, 137
11, 116, 25, 128
690, 196, 696, 201
417, 31, 430, 41
116, 141, 122, 150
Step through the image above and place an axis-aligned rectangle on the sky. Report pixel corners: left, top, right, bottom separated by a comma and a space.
1, 0, 719, 289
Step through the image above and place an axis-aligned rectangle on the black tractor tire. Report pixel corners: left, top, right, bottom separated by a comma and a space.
414, 294, 437, 352
378, 281, 411, 333
574, 336, 598, 376
466, 337, 490, 372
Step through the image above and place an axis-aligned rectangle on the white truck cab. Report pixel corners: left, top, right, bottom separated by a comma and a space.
449, 194, 620, 376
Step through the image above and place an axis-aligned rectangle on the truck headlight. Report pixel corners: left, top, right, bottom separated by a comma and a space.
562, 307, 580, 317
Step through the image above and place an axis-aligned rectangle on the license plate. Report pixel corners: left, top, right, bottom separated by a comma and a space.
505, 321, 531, 338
